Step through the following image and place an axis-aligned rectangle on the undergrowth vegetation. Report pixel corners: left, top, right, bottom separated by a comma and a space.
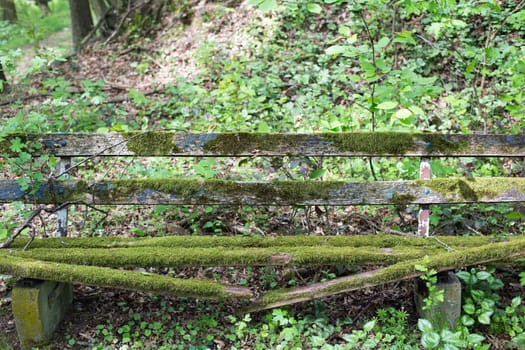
0, 0, 524, 348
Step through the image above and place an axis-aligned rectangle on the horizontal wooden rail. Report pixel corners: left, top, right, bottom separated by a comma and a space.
1, 177, 523, 205
1, 132, 524, 157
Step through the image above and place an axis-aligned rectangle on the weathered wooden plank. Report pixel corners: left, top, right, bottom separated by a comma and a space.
0, 177, 523, 205
7, 245, 429, 268
1, 132, 524, 157
7, 234, 497, 250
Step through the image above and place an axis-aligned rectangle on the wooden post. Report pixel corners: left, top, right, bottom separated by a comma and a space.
418, 157, 430, 237
55, 157, 71, 237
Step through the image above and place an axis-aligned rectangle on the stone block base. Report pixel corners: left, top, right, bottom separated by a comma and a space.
415, 271, 462, 330
12, 279, 72, 350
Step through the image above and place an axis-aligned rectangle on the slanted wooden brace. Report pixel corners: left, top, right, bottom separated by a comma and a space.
0, 132, 524, 348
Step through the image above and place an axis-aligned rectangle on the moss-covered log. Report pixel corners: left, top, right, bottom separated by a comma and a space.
1, 132, 524, 157
3, 245, 434, 268
249, 237, 525, 311
6, 234, 509, 250
1, 177, 524, 205
0, 255, 252, 300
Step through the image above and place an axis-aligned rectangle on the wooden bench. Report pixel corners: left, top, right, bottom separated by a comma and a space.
1, 131, 524, 348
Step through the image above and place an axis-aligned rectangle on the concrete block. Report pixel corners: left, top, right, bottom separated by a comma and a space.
12, 279, 72, 350
415, 271, 462, 330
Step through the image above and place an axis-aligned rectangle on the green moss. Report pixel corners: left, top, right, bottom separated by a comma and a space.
419, 134, 468, 154
421, 177, 524, 201
322, 132, 467, 155
9, 245, 432, 268
90, 178, 347, 205
8, 234, 501, 250
0, 254, 248, 300
392, 192, 417, 205
323, 132, 416, 154
123, 132, 182, 155
254, 237, 525, 308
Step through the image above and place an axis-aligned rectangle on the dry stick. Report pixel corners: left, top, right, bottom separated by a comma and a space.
80, 6, 115, 49
0, 203, 68, 250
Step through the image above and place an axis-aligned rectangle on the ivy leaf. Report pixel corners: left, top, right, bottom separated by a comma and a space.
478, 311, 492, 325
466, 333, 485, 345
421, 331, 440, 348
417, 319, 434, 333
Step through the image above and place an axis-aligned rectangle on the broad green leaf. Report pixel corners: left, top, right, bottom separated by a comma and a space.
394, 31, 417, 45
421, 331, 440, 348
466, 333, 485, 345
507, 211, 522, 219
394, 108, 412, 119
476, 271, 491, 280
461, 315, 475, 326
325, 45, 347, 55
338, 26, 350, 36
462, 303, 476, 315
377, 101, 398, 110
478, 311, 492, 325
309, 168, 327, 179
363, 320, 376, 332
306, 3, 322, 14
417, 319, 433, 333
248, 0, 277, 12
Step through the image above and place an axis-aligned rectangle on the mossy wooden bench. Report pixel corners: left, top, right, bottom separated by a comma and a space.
1, 132, 524, 348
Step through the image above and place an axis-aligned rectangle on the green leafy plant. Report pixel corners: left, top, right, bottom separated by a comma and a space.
415, 256, 444, 310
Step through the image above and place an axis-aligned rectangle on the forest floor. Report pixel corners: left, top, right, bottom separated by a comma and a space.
0, 0, 524, 349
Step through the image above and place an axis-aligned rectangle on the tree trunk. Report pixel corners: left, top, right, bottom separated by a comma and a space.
0, 0, 17, 23
0, 63, 8, 93
68, 0, 94, 52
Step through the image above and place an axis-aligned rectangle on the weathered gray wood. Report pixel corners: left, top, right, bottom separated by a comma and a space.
1, 132, 524, 157
1, 177, 523, 205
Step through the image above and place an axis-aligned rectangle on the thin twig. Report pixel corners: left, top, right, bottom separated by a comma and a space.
54, 132, 146, 179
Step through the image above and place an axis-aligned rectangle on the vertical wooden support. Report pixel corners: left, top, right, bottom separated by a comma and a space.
55, 157, 71, 237
418, 157, 430, 237
12, 279, 73, 350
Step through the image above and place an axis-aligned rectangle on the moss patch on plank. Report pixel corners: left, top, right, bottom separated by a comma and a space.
421, 177, 525, 202
122, 131, 182, 155
322, 132, 467, 155
91, 178, 346, 205
7, 234, 500, 250
8, 245, 431, 268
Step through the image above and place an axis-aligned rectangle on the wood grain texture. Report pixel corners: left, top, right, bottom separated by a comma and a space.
1, 177, 523, 205
1, 132, 524, 157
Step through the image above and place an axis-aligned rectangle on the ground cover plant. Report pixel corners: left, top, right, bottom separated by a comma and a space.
0, 0, 524, 348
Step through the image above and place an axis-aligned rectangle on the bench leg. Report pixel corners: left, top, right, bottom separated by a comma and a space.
415, 271, 462, 330
12, 279, 72, 350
